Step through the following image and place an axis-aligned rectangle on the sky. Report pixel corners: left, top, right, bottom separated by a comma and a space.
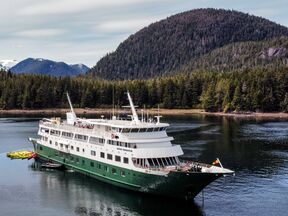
1, 0, 288, 67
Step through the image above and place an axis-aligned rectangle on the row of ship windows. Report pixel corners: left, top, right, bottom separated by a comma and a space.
41, 126, 166, 139
41, 128, 105, 144
41, 134, 137, 149
46, 139, 130, 164
38, 147, 128, 177
119, 127, 167, 133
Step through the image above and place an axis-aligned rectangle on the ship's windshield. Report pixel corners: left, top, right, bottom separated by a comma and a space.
132, 157, 179, 168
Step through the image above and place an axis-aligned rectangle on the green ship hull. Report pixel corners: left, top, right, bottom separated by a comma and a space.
33, 142, 222, 200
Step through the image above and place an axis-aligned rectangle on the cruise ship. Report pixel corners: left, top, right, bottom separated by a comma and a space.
29, 92, 234, 200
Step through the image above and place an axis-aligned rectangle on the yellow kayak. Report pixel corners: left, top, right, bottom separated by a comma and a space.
7, 151, 36, 160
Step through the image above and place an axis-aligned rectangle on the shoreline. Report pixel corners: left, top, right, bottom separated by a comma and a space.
0, 108, 288, 119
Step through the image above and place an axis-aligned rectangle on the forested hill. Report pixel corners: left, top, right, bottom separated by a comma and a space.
88, 8, 288, 80
1, 67, 288, 112
176, 37, 288, 74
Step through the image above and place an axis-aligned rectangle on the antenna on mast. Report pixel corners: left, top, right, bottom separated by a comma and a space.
154, 104, 162, 124
112, 84, 115, 119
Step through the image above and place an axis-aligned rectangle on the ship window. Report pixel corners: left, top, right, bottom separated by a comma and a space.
39, 146, 43, 151
131, 128, 139, 133
147, 158, 154, 166
89, 137, 104, 145
100, 152, 105, 158
170, 157, 174, 164
153, 158, 159, 166
122, 128, 130, 133
90, 162, 94, 167
62, 132, 73, 139
139, 128, 146, 132
172, 157, 177, 164
40, 127, 49, 133
123, 157, 129, 164
82, 160, 85, 165
167, 157, 172, 165
60, 143, 63, 148
49, 140, 52, 145
160, 158, 165, 166
105, 166, 109, 172
99, 138, 104, 144
82, 149, 85, 153
121, 171, 125, 177
75, 134, 88, 142
50, 130, 60, 136
115, 155, 121, 162
76, 147, 80, 152
55, 142, 58, 146
107, 154, 112, 160
164, 158, 169, 166
71, 146, 74, 150
91, 150, 96, 156
112, 168, 117, 174
97, 164, 101, 169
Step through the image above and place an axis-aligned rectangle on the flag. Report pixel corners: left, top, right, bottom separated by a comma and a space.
212, 159, 220, 165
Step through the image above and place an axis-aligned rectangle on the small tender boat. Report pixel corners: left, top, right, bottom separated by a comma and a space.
7, 150, 36, 160
41, 162, 64, 170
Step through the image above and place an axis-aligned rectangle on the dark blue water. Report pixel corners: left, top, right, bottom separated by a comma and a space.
0, 116, 288, 216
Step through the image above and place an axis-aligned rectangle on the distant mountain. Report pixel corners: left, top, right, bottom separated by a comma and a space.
88, 8, 288, 80
0, 60, 18, 71
11, 58, 89, 77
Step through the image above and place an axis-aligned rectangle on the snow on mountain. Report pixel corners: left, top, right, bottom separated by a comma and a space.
0, 59, 18, 71
10, 58, 90, 77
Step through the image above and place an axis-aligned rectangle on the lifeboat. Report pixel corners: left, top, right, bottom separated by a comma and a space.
7, 151, 37, 160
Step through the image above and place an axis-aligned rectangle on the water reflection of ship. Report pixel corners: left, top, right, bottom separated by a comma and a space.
29, 162, 204, 216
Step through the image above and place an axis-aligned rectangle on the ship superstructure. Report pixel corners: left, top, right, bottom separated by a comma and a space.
30, 92, 233, 199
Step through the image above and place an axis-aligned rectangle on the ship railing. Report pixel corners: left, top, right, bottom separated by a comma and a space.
133, 164, 178, 172
40, 122, 96, 134
176, 160, 213, 173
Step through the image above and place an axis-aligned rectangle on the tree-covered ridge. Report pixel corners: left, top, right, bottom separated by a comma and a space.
88, 8, 288, 80
176, 37, 288, 74
1, 67, 288, 112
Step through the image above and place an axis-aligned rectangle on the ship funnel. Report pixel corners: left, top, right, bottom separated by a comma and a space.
66, 92, 77, 125
126, 91, 140, 124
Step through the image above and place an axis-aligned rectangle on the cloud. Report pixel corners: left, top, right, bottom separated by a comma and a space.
96, 17, 163, 33
19, 0, 160, 16
1, 0, 288, 67
15, 29, 65, 38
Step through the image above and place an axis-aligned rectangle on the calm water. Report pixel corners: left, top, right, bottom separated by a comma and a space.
0, 116, 288, 216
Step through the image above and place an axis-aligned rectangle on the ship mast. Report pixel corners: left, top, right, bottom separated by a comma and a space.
127, 91, 140, 124
66, 92, 77, 125
67, 92, 75, 113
